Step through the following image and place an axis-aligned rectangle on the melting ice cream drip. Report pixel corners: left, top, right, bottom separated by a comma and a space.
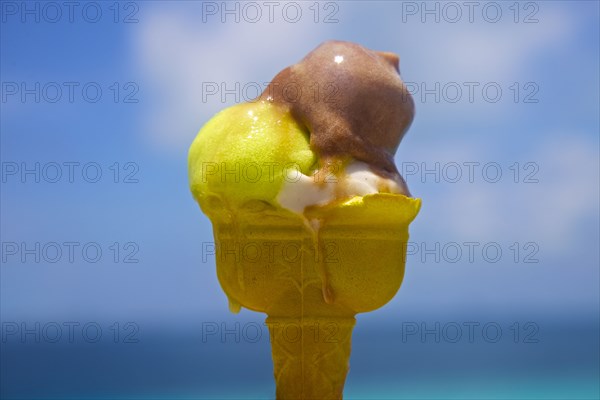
277, 160, 407, 214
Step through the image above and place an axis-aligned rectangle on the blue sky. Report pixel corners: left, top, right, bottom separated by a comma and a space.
1, 1, 599, 398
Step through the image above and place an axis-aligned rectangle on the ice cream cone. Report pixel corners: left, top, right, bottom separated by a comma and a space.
189, 40, 420, 400
266, 317, 355, 400
203, 193, 421, 399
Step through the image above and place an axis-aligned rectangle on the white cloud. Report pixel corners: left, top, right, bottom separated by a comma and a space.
399, 2, 573, 81
422, 134, 599, 254
133, 3, 335, 152
527, 136, 600, 250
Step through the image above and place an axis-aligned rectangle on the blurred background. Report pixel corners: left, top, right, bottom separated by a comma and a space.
1, 1, 598, 399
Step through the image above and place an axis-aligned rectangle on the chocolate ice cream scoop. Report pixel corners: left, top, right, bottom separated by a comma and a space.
260, 40, 415, 177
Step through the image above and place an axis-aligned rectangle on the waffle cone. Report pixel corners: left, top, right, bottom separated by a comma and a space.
266, 317, 355, 400
204, 193, 421, 398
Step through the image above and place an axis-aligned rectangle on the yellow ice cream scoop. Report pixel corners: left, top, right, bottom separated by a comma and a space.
189, 40, 419, 399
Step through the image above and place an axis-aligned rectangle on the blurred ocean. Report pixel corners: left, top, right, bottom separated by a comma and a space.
2, 312, 598, 399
